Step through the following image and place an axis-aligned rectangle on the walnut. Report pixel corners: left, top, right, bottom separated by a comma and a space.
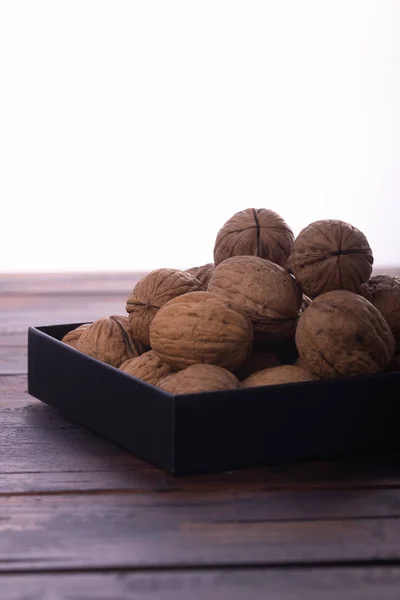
208, 256, 302, 342
241, 365, 318, 388
234, 349, 280, 380
158, 364, 239, 395
214, 208, 294, 267
185, 263, 214, 288
295, 290, 395, 378
388, 354, 400, 372
126, 269, 204, 347
62, 323, 90, 348
294, 356, 308, 370
287, 220, 373, 298
150, 291, 253, 370
77, 316, 142, 368
360, 275, 400, 353
120, 350, 174, 386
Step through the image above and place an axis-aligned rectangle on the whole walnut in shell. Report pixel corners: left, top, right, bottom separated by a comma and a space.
360, 275, 400, 353
150, 291, 253, 371
158, 364, 239, 395
186, 263, 214, 288
296, 290, 395, 378
62, 323, 90, 348
77, 316, 142, 368
208, 256, 302, 342
234, 349, 280, 380
120, 350, 174, 386
126, 268, 203, 347
388, 354, 400, 372
214, 208, 294, 267
287, 220, 373, 298
241, 365, 318, 388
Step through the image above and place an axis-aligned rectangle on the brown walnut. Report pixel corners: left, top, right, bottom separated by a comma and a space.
185, 263, 214, 288
234, 349, 280, 380
62, 323, 90, 348
208, 256, 302, 342
120, 350, 174, 386
287, 219, 373, 298
126, 268, 204, 348
77, 316, 142, 368
158, 364, 239, 395
295, 290, 395, 378
388, 354, 400, 372
214, 208, 294, 267
241, 365, 318, 388
294, 356, 308, 371
150, 291, 253, 371
360, 275, 400, 353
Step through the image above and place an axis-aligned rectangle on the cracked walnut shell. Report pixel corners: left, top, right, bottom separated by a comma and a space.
241, 365, 318, 388
360, 275, 400, 353
214, 208, 294, 267
150, 291, 253, 371
158, 364, 239, 394
287, 219, 373, 298
120, 350, 174, 386
77, 316, 142, 368
295, 290, 395, 378
208, 256, 302, 342
62, 323, 90, 348
126, 268, 204, 347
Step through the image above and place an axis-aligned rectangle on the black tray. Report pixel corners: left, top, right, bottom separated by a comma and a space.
28, 323, 400, 475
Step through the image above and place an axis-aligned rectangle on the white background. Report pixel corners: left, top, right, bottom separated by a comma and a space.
0, 0, 398, 272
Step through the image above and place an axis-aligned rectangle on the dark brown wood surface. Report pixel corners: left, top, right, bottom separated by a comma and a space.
2, 270, 400, 598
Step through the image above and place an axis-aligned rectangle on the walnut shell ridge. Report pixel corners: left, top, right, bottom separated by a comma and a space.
158, 364, 239, 395
120, 350, 174, 386
214, 208, 294, 267
360, 275, 400, 353
208, 256, 302, 342
241, 365, 318, 388
287, 219, 373, 298
77, 316, 142, 368
150, 291, 253, 371
126, 268, 204, 347
295, 290, 395, 378
62, 323, 90, 348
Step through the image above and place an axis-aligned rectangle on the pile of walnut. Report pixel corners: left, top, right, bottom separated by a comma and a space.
62, 208, 400, 395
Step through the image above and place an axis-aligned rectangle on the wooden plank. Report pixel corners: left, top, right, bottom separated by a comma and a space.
0, 294, 132, 374
0, 346, 26, 375
3, 567, 400, 600
0, 294, 128, 332
3, 376, 400, 494
3, 493, 400, 570
0, 272, 145, 295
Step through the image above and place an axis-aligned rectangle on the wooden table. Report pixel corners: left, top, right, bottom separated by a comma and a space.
2, 272, 400, 599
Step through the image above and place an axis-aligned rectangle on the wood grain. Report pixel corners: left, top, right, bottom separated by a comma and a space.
3, 567, 400, 600
2, 377, 400, 494
3, 493, 400, 571
0, 295, 129, 374
2, 271, 400, 594
0, 271, 146, 295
